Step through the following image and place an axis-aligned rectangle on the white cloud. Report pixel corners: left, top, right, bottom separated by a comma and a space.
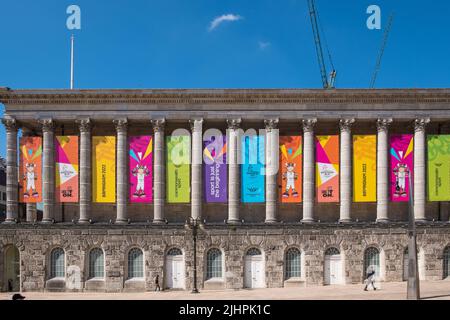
258, 41, 271, 50
208, 14, 243, 31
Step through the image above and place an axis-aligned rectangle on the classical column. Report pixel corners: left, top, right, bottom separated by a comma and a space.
114, 119, 128, 224
151, 119, 166, 223
376, 118, 392, 222
1, 118, 18, 223
26, 203, 37, 222
21, 127, 37, 222
41, 119, 55, 223
264, 118, 279, 223
77, 119, 92, 223
302, 118, 317, 223
339, 118, 355, 222
227, 118, 242, 224
190, 118, 203, 220
414, 118, 430, 221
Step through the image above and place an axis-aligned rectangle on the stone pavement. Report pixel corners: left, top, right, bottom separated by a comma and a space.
1, 281, 450, 300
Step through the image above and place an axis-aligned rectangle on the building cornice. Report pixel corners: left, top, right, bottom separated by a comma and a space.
2, 88, 450, 105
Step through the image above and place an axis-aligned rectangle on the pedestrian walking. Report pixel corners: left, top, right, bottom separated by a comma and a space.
364, 265, 377, 291
155, 274, 161, 291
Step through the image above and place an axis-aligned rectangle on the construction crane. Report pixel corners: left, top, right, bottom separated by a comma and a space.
307, 0, 336, 89
370, 13, 394, 88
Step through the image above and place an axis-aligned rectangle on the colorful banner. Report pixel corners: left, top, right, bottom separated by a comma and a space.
203, 136, 227, 203
92, 136, 116, 203
427, 135, 450, 201
279, 136, 302, 203
316, 135, 339, 202
167, 135, 190, 203
55, 136, 79, 202
19, 137, 42, 203
129, 136, 153, 203
241, 135, 265, 203
353, 135, 377, 202
390, 135, 414, 202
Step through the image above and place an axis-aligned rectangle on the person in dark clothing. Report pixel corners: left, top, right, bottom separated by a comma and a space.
8, 279, 13, 292
155, 274, 161, 291
364, 265, 377, 291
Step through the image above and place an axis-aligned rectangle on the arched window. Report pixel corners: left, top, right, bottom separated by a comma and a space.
364, 247, 380, 277
285, 248, 301, 279
128, 248, 144, 279
246, 248, 262, 256
444, 246, 450, 279
89, 248, 104, 279
167, 248, 183, 256
206, 248, 223, 280
325, 247, 340, 256
50, 248, 65, 278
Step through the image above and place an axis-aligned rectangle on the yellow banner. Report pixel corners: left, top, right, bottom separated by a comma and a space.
353, 135, 377, 202
92, 136, 116, 203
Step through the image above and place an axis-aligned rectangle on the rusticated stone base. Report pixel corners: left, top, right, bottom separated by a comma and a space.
0, 223, 449, 292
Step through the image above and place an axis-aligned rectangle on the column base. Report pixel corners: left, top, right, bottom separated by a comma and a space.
78, 219, 91, 224
339, 219, 352, 223
41, 219, 54, 224
152, 219, 166, 224
265, 219, 278, 224
301, 218, 315, 223
376, 218, 390, 223
2, 218, 17, 224
227, 219, 242, 225
414, 218, 428, 223
115, 219, 129, 224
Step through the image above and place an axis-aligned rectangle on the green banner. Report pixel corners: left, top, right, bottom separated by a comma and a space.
427, 135, 450, 201
167, 135, 191, 203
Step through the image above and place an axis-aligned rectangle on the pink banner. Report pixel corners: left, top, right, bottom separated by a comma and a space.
390, 134, 414, 202
129, 136, 153, 203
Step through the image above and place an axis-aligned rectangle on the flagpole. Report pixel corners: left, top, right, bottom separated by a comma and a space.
70, 34, 74, 90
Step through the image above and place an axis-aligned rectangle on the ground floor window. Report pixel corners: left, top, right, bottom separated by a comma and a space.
285, 247, 301, 279
444, 247, 450, 279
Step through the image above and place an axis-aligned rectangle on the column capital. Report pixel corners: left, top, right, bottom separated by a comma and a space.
339, 118, 355, 132
376, 118, 393, 132
151, 118, 166, 132
1, 117, 17, 132
113, 118, 128, 133
76, 118, 92, 133
264, 118, 279, 132
226, 118, 242, 130
414, 118, 430, 132
302, 118, 317, 133
189, 118, 204, 132
39, 118, 54, 133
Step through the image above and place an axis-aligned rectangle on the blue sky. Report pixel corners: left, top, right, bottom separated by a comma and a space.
1, 0, 450, 157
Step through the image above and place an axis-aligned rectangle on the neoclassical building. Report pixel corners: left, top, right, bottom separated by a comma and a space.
0, 87, 449, 292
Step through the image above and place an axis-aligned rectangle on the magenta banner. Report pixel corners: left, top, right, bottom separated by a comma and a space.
390, 134, 414, 202
129, 136, 153, 203
203, 136, 227, 202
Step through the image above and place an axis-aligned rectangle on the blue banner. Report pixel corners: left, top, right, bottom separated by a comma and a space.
241, 135, 265, 202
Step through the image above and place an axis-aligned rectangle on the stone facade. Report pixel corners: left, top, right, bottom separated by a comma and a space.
1, 88, 450, 292
0, 224, 449, 292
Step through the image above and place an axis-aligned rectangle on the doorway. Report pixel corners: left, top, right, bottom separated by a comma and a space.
165, 248, 185, 289
324, 247, 343, 285
4, 245, 20, 292
244, 248, 265, 288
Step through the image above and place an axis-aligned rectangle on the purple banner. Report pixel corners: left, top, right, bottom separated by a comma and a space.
390, 134, 414, 202
129, 136, 153, 203
203, 136, 227, 203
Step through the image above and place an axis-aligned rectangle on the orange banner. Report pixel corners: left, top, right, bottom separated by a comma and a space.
316, 135, 340, 202
55, 136, 79, 202
19, 136, 42, 203
279, 136, 302, 203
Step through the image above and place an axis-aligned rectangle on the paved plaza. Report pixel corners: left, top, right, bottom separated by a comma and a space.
1, 281, 449, 300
